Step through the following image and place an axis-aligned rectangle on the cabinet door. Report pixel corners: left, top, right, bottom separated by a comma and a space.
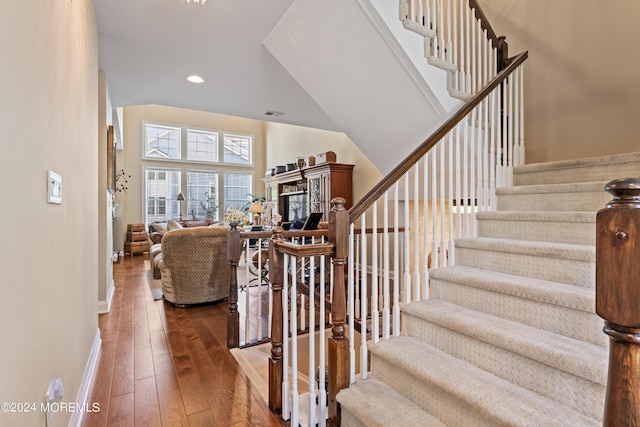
308, 176, 323, 214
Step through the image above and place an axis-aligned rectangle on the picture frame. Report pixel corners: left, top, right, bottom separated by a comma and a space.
107, 125, 116, 191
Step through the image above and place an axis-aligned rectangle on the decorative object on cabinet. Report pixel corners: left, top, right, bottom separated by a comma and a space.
263, 162, 354, 223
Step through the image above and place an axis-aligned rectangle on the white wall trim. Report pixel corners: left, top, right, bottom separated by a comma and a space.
68, 328, 101, 427
355, 0, 447, 117
97, 279, 114, 314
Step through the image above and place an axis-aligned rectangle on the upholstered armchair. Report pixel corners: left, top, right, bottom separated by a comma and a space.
158, 226, 230, 306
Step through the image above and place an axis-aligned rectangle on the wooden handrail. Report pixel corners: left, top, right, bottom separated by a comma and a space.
348, 50, 528, 224
468, 0, 501, 49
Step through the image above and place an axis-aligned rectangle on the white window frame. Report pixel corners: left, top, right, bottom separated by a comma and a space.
141, 121, 255, 226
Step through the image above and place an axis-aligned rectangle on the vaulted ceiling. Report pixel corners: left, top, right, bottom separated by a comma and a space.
94, 0, 340, 131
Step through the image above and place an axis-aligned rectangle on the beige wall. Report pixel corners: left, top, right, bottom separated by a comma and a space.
482, 0, 640, 163
116, 105, 267, 248
265, 122, 383, 201
0, 1, 99, 426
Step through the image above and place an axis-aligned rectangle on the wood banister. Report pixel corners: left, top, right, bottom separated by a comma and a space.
226, 223, 242, 349
268, 226, 286, 413
327, 197, 350, 424
348, 50, 528, 223
596, 178, 640, 426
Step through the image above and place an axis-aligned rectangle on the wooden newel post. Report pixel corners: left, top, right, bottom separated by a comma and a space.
328, 197, 350, 424
596, 178, 640, 426
227, 223, 242, 349
268, 226, 285, 413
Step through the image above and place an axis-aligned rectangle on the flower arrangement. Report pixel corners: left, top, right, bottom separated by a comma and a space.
224, 207, 249, 225
200, 191, 217, 216
115, 169, 131, 193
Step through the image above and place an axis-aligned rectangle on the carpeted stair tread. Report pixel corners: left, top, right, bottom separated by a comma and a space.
496, 181, 607, 195
370, 336, 599, 426
476, 210, 596, 223
514, 151, 640, 174
401, 300, 607, 385
429, 266, 595, 313
455, 237, 594, 262
337, 377, 447, 427
476, 210, 597, 244
513, 151, 640, 185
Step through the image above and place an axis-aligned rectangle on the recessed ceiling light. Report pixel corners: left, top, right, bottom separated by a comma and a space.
187, 75, 204, 84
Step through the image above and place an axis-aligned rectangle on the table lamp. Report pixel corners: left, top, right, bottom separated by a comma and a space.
249, 202, 262, 225
176, 192, 185, 221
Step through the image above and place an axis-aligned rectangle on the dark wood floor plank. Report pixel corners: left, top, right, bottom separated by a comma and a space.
188, 408, 219, 427
153, 352, 190, 426
86, 255, 280, 427
106, 392, 134, 427
133, 376, 161, 426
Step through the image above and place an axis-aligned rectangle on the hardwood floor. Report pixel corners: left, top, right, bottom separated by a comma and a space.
82, 255, 281, 427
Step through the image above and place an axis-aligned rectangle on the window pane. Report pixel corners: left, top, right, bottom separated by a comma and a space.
187, 172, 218, 220
187, 130, 218, 162
145, 169, 180, 225
145, 124, 181, 159
224, 173, 251, 212
223, 134, 252, 164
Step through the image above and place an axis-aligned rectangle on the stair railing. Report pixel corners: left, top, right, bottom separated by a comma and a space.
346, 50, 527, 386
402, 0, 508, 98
242, 0, 528, 423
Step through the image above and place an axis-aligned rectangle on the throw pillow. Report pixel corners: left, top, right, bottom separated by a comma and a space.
167, 220, 183, 231
151, 222, 168, 233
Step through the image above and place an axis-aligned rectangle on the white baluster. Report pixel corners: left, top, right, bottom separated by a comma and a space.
447, 132, 455, 265
290, 255, 299, 427
519, 65, 525, 165
383, 191, 390, 340
372, 201, 379, 343
348, 224, 356, 384
393, 182, 400, 337
508, 73, 514, 186
463, 118, 469, 237
439, 139, 446, 267
307, 256, 316, 427
403, 173, 411, 302
455, 123, 462, 239
413, 164, 420, 300
318, 255, 327, 426
360, 215, 368, 379
257, 239, 263, 340
431, 147, 438, 272
422, 153, 429, 294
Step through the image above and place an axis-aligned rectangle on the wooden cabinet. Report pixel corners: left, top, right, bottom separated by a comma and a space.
264, 162, 354, 223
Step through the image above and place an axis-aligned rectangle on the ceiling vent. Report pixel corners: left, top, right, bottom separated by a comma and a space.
264, 110, 284, 117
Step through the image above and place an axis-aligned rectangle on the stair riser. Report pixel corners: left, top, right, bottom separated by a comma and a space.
477, 218, 595, 245
371, 356, 502, 427
455, 247, 595, 287
430, 279, 606, 346
341, 411, 369, 427
402, 315, 605, 420
496, 191, 611, 212
514, 161, 640, 186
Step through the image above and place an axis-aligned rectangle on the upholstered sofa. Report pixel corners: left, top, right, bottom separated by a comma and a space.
157, 225, 230, 306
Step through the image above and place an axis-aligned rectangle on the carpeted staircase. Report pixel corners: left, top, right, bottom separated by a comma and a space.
337, 151, 640, 426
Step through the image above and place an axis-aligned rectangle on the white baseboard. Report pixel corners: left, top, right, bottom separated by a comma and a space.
97, 279, 115, 314
68, 327, 101, 427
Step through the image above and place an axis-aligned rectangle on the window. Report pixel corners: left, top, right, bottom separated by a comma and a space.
224, 134, 251, 164
187, 130, 218, 162
187, 172, 218, 220
145, 169, 180, 224
145, 125, 181, 159
224, 173, 252, 212
143, 123, 254, 226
